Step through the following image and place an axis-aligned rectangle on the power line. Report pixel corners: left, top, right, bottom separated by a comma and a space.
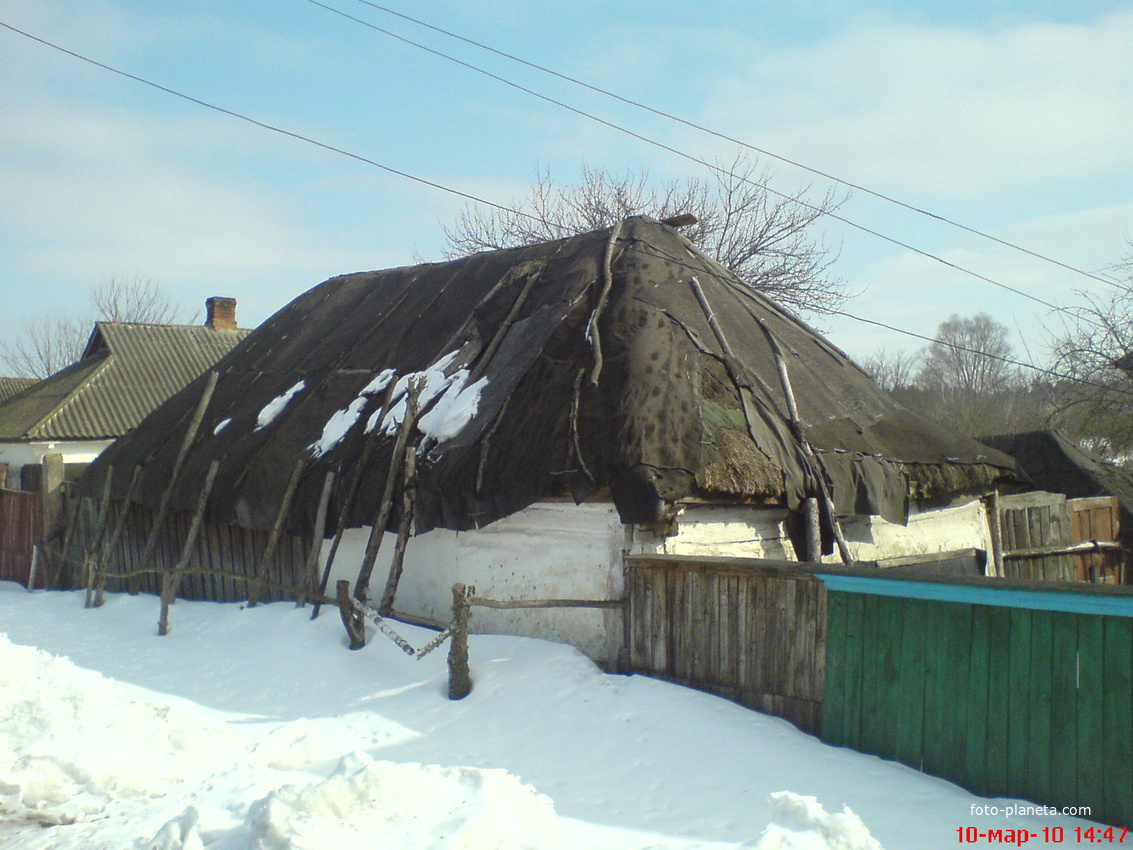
829, 309, 1133, 398
2, 18, 1116, 369
0, 21, 538, 227
303, 0, 1103, 326
346, 0, 1123, 290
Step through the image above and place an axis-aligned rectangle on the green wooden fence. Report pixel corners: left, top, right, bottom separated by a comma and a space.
821, 578, 1133, 828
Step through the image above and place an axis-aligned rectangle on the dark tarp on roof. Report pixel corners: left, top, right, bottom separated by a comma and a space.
81, 217, 1018, 539
981, 430, 1133, 531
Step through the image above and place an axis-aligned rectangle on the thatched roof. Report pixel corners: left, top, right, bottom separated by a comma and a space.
81, 217, 1017, 538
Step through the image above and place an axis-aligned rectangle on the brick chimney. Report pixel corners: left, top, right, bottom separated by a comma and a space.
205, 297, 237, 331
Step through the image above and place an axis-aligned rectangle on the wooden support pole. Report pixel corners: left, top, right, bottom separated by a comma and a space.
804, 497, 822, 563
84, 467, 115, 607
379, 446, 416, 616
247, 457, 307, 607
94, 465, 143, 608
158, 459, 219, 637
297, 470, 335, 608
353, 379, 423, 604
448, 582, 473, 700
135, 371, 218, 591
312, 378, 400, 619
987, 489, 1005, 578
337, 579, 366, 650
757, 317, 854, 566
27, 544, 40, 592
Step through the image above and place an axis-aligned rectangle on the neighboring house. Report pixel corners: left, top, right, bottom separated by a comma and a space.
79, 219, 1019, 663
0, 297, 249, 490
981, 429, 1133, 583
981, 430, 1133, 519
0, 378, 36, 404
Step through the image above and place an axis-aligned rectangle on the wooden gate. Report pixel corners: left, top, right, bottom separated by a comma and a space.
625, 555, 827, 734
1001, 493, 1124, 583
0, 488, 45, 587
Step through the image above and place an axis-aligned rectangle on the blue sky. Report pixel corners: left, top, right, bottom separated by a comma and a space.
1, 1, 1130, 369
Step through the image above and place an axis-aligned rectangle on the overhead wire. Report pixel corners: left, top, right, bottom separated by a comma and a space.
344, 0, 1123, 290
0, 21, 541, 227
302, 0, 1106, 327
1, 18, 1124, 394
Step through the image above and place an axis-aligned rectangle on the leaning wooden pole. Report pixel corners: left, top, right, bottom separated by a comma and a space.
247, 457, 307, 608
93, 465, 143, 608
353, 379, 423, 604
158, 459, 219, 636
312, 378, 400, 619
297, 470, 335, 608
84, 466, 115, 608
134, 371, 218, 591
378, 446, 417, 616
757, 318, 854, 566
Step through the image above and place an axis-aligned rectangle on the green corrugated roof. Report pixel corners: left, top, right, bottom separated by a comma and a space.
0, 377, 37, 403
0, 322, 249, 441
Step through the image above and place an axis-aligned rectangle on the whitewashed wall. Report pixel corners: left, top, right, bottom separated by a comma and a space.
325, 496, 992, 666
0, 440, 112, 489
323, 503, 628, 665
838, 499, 992, 562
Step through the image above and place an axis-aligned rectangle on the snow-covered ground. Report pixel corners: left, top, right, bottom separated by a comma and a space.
0, 583, 1104, 849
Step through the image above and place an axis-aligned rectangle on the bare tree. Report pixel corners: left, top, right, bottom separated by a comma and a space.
1048, 251, 1133, 459
860, 346, 921, 392
444, 153, 847, 315
911, 313, 1032, 437
1, 278, 189, 379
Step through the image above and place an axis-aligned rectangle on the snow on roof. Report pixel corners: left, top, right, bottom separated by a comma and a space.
255, 380, 305, 431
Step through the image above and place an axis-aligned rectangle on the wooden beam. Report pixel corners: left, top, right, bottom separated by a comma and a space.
158, 458, 219, 636
297, 470, 335, 608
247, 457, 306, 607
135, 370, 218, 589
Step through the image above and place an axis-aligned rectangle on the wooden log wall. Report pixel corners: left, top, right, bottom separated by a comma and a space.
624, 555, 827, 735
823, 589, 1133, 829
70, 497, 312, 603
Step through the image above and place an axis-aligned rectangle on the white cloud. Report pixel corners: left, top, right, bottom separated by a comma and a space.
694, 9, 1133, 205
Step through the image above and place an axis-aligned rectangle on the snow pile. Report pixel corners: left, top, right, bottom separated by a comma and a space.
416, 372, 487, 442
374, 352, 488, 444
186, 752, 564, 850
256, 380, 306, 431
306, 353, 487, 457
0, 634, 246, 825
309, 369, 395, 457
744, 792, 882, 850
0, 588, 1105, 848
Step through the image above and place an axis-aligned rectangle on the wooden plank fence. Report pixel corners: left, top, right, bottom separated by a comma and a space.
624, 553, 1133, 828
821, 574, 1133, 829
0, 488, 45, 587
1001, 493, 1124, 584
64, 496, 312, 604
625, 555, 827, 734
